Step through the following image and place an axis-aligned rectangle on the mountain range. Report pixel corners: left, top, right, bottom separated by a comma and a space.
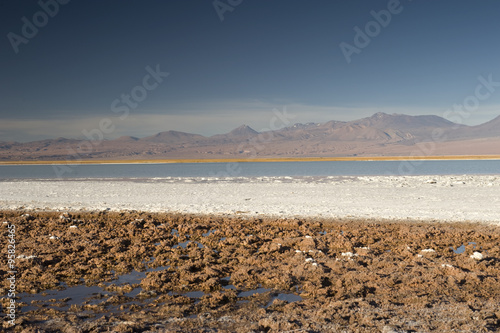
1, 112, 499, 161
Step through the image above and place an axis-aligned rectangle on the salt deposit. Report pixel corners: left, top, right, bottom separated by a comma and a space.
0, 175, 498, 223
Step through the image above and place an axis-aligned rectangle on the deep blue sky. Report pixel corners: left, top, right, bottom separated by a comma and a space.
1, 0, 500, 141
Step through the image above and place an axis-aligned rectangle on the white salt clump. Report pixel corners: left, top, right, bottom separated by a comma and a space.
311, 263, 318, 267
441, 264, 454, 268
417, 254, 423, 258
421, 249, 436, 253
341, 252, 357, 257
305, 235, 312, 239
17, 254, 37, 260
470, 252, 484, 260
295, 250, 302, 253
69, 225, 78, 229
49, 235, 59, 240
305, 258, 314, 262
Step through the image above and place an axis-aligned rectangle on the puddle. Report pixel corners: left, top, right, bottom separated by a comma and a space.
221, 277, 236, 289
125, 287, 142, 298
184, 291, 205, 298
112, 270, 146, 284
202, 230, 217, 237
237, 288, 271, 298
451, 245, 466, 254
451, 242, 476, 254
18, 270, 300, 314
19, 284, 105, 312
266, 293, 303, 307
173, 241, 204, 249
148, 265, 170, 272
319, 231, 327, 235
273, 293, 302, 302
18, 266, 171, 313
234, 287, 303, 307
173, 241, 190, 249
220, 237, 227, 242
171, 229, 179, 236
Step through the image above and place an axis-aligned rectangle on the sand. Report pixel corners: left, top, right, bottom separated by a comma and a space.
0, 175, 499, 223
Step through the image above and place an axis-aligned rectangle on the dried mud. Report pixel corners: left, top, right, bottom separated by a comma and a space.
0, 211, 499, 332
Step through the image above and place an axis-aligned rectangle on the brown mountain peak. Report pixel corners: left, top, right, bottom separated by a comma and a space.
228, 125, 259, 136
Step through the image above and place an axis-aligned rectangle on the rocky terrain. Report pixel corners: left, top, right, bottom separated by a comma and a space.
1, 112, 500, 161
1, 211, 499, 332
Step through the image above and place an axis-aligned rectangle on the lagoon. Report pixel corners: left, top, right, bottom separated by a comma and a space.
1, 159, 500, 180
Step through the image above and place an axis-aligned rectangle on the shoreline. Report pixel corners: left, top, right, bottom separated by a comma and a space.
1, 154, 500, 165
0, 208, 494, 226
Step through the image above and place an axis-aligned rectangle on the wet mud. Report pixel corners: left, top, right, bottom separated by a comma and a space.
0, 211, 499, 332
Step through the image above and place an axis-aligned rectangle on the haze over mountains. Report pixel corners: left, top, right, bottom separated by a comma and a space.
1, 112, 499, 161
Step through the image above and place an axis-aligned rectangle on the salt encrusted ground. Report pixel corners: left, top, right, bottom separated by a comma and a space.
0, 175, 499, 223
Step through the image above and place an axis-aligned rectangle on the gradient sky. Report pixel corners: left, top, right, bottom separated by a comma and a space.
1, 0, 500, 142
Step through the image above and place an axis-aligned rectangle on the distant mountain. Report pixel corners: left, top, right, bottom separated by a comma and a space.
355, 112, 459, 130
226, 125, 259, 137
330, 112, 462, 140
1, 113, 499, 161
444, 114, 500, 140
273, 113, 464, 143
469, 114, 500, 134
141, 130, 205, 143
208, 125, 259, 144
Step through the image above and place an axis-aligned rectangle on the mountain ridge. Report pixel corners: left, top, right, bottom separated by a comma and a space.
0, 112, 498, 161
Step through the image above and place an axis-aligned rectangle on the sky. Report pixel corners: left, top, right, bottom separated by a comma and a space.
1, 0, 500, 142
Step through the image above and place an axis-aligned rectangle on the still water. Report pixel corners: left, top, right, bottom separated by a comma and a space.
0, 160, 499, 179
